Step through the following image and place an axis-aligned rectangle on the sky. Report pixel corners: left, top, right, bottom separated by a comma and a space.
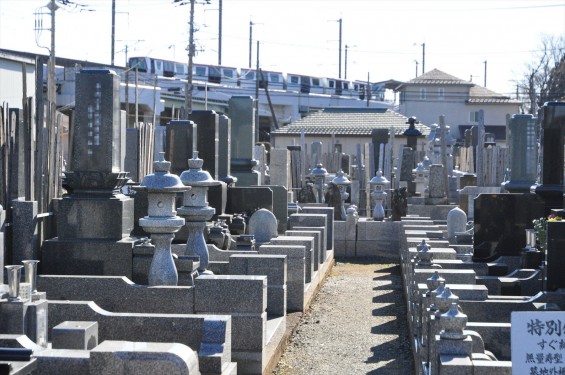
1, 0, 564, 98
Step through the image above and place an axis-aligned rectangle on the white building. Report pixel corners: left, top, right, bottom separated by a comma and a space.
396, 69, 522, 143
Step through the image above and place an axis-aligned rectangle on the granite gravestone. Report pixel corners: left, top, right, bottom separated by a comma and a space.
371, 129, 389, 176
43, 69, 137, 277
501, 114, 537, 193
218, 114, 236, 185
531, 102, 565, 214
188, 110, 219, 180
228, 96, 260, 186
164, 119, 197, 177
473, 193, 545, 262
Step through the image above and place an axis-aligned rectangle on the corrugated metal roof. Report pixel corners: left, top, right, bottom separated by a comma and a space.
271, 107, 430, 136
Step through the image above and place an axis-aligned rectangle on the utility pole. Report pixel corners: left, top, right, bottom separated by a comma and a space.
484, 60, 487, 87
255, 40, 260, 143
185, 0, 196, 117
218, 0, 222, 65
111, 0, 115, 65
415, 60, 418, 78
249, 20, 254, 68
345, 44, 348, 80
48, 0, 57, 106
338, 18, 342, 79
421, 42, 425, 75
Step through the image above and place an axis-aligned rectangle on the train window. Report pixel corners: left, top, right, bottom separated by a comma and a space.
289, 76, 299, 84
328, 80, 335, 88
195, 66, 207, 76
129, 58, 147, 72
163, 61, 175, 77
223, 69, 235, 78
344, 82, 350, 90
175, 63, 186, 75
269, 73, 280, 83
312, 78, 321, 87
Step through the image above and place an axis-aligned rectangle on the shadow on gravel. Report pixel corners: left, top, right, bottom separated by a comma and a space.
367, 261, 414, 374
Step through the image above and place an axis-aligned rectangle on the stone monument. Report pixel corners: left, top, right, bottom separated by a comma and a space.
42, 69, 137, 277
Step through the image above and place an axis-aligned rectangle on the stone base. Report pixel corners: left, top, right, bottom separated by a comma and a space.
41, 238, 136, 278
56, 195, 134, 240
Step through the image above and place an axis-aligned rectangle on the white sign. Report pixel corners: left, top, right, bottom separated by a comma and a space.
512, 311, 565, 375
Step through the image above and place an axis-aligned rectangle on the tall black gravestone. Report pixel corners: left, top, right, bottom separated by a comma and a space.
164, 120, 197, 177
473, 193, 545, 262
188, 110, 219, 180
532, 102, 565, 214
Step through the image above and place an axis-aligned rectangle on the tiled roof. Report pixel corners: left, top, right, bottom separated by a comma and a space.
271, 107, 430, 136
397, 68, 522, 104
400, 69, 473, 86
467, 85, 522, 104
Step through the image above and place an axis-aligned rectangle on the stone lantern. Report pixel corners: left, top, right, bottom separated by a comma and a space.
133, 152, 189, 286
413, 162, 428, 197
369, 170, 389, 221
332, 170, 351, 220
310, 163, 328, 203
179, 151, 221, 275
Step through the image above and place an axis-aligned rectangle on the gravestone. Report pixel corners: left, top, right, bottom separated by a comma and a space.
545, 221, 565, 291
164, 120, 197, 177
218, 114, 236, 184
532, 102, 565, 214
473, 193, 545, 262
311, 141, 323, 170
188, 110, 219, 180
371, 129, 389, 175
248, 208, 278, 245
447, 206, 467, 243
426, 164, 448, 204
226, 186, 273, 216
399, 146, 415, 195
287, 145, 303, 190
228, 96, 260, 186
501, 114, 537, 193
42, 69, 136, 277
269, 148, 290, 189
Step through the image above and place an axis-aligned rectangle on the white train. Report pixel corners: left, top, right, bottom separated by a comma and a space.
128, 56, 384, 100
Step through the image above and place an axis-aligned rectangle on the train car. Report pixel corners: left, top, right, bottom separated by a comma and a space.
327, 78, 354, 96
128, 56, 180, 78
194, 64, 239, 86
239, 68, 285, 90
286, 73, 326, 94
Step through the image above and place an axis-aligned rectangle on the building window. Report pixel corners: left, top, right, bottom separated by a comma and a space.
470, 111, 479, 123
438, 88, 445, 100
420, 88, 427, 100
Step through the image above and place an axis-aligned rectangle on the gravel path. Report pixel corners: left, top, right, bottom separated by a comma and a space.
273, 257, 414, 375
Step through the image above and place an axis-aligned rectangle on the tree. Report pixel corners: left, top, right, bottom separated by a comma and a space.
519, 35, 565, 114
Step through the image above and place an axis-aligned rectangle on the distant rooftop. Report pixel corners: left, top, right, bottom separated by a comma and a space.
271, 107, 430, 136
396, 68, 521, 104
